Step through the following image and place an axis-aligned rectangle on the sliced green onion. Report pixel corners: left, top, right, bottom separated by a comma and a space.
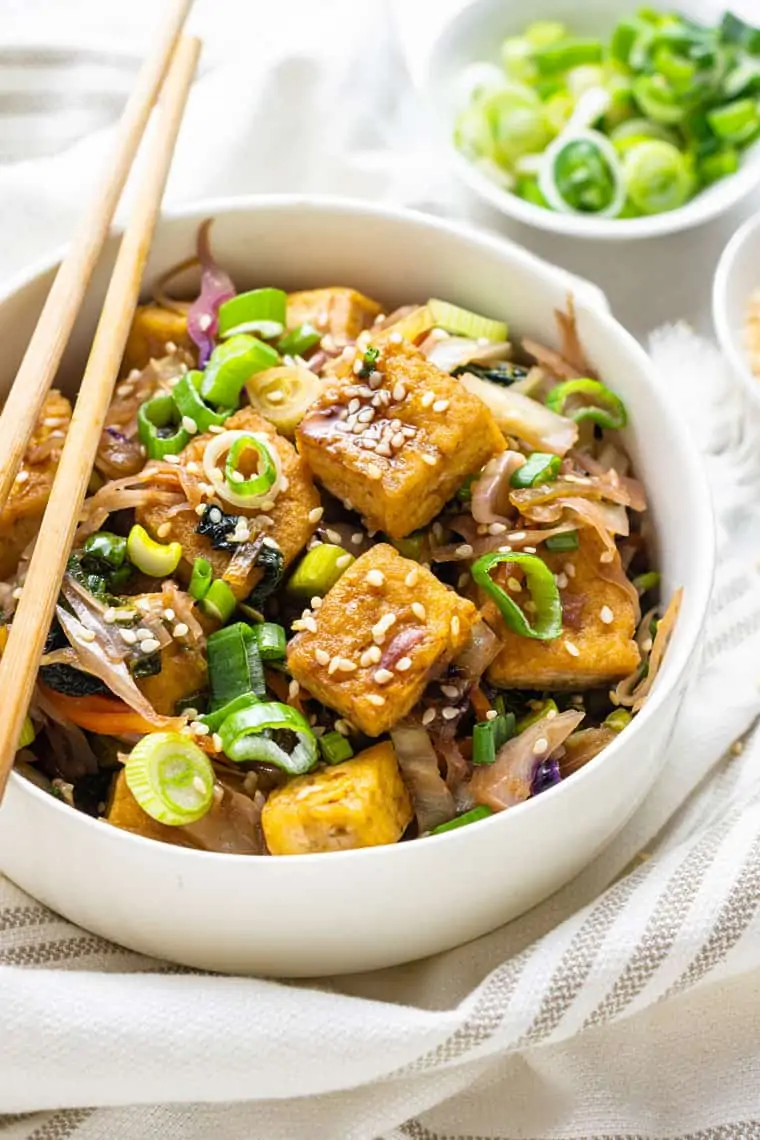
224, 434, 277, 500
173, 371, 236, 433
18, 715, 35, 749
199, 579, 238, 625
218, 288, 287, 340
427, 298, 508, 342
720, 12, 760, 54
472, 712, 516, 765
126, 524, 182, 577
251, 622, 287, 661
510, 452, 560, 488
391, 531, 427, 561
207, 622, 266, 706
319, 730, 354, 765
699, 146, 740, 184
200, 692, 260, 735
610, 17, 642, 65
287, 543, 354, 599
430, 805, 493, 835
137, 393, 189, 459
200, 334, 279, 407
188, 557, 213, 601
604, 708, 632, 733
532, 37, 603, 76
124, 732, 215, 826
545, 530, 579, 552
633, 570, 661, 594
545, 378, 627, 429
525, 21, 566, 48
277, 322, 322, 357
622, 140, 694, 214
707, 97, 760, 143
632, 74, 686, 124
540, 130, 626, 217
516, 698, 559, 734
500, 39, 538, 83
83, 531, 127, 570
219, 701, 318, 775
472, 552, 562, 641
480, 86, 551, 169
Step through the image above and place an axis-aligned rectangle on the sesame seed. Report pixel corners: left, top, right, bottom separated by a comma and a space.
228, 470, 244, 484
523, 546, 537, 554
507, 577, 522, 593
391, 432, 405, 449
308, 506, 324, 524
288, 679, 300, 699
360, 648, 376, 667
334, 719, 352, 736
392, 382, 406, 402
198, 314, 212, 332
564, 639, 580, 657
353, 360, 364, 375
208, 424, 224, 434
368, 371, 384, 390
103, 607, 116, 624
14, 469, 29, 484
412, 602, 426, 621
421, 391, 435, 408
600, 605, 614, 624
450, 615, 461, 638
212, 733, 223, 752
396, 656, 412, 672
302, 615, 318, 634
366, 694, 386, 707
325, 528, 342, 544
195, 504, 206, 516
375, 442, 392, 457
366, 463, 383, 481
327, 655, 342, 675
315, 648, 330, 665
135, 627, 153, 639
389, 331, 403, 344
366, 569, 385, 587
498, 545, 513, 554
374, 668, 394, 685
79, 628, 96, 643
173, 623, 189, 638
181, 416, 198, 435
348, 398, 361, 414
310, 596, 323, 610
336, 553, 353, 570
564, 562, 576, 578
641, 638, 653, 653
433, 399, 449, 413
140, 638, 161, 654
358, 408, 375, 423
422, 454, 438, 466
609, 690, 621, 706
441, 683, 460, 700
422, 708, 436, 726
556, 572, 569, 589
533, 737, 548, 755
164, 454, 180, 465
266, 388, 285, 405
351, 532, 364, 546
120, 629, 137, 645
455, 544, 473, 559
476, 525, 488, 536
442, 707, 459, 721
405, 568, 419, 588
135, 598, 151, 611
115, 383, 134, 398
546, 708, 558, 719
262, 536, 280, 549
157, 522, 172, 539
600, 551, 615, 563
193, 722, 210, 737
511, 531, 526, 542
486, 709, 498, 721
488, 522, 507, 535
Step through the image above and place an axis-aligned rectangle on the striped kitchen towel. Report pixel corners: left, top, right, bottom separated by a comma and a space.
1, 324, 760, 1140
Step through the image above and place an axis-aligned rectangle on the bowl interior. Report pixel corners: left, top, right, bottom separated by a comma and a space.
422, 0, 760, 238
713, 212, 760, 404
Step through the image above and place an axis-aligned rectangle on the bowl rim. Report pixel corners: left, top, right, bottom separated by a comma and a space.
4, 192, 716, 867
713, 209, 760, 406
418, 0, 760, 241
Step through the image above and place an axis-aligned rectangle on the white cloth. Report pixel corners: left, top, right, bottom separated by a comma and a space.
2, 2, 760, 1138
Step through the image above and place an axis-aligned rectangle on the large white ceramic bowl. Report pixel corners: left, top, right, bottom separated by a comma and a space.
713, 209, 760, 406
419, 0, 760, 240
0, 196, 714, 976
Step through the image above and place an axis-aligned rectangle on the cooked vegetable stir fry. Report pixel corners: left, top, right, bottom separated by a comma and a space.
8, 221, 681, 856
455, 8, 760, 219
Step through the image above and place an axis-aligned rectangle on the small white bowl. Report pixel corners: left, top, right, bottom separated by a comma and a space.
713, 210, 760, 404
420, 0, 760, 240
0, 197, 714, 976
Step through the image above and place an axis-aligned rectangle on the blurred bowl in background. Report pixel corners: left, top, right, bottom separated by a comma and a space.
713, 209, 760, 405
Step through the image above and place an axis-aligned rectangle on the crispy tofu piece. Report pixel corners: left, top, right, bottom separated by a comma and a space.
287, 543, 477, 736
286, 287, 381, 343
106, 770, 197, 847
486, 533, 641, 689
261, 742, 413, 854
0, 390, 71, 580
122, 304, 195, 376
137, 408, 321, 599
136, 641, 208, 715
297, 341, 504, 539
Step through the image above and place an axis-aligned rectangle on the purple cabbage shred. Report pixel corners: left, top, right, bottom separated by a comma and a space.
531, 757, 562, 796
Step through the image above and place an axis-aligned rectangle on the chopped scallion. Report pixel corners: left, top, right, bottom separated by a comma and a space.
319, 730, 354, 765
199, 578, 238, 625
430, 805, 493, 835
287, 543, 354, 600
545, 530, 579, 552
252, 622, 287, 661
510, 452, 561, 488
188, 557, 213, 601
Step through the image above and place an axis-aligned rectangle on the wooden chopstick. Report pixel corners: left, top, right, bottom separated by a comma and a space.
0, 0, 193, 519
0, 35, 202, 798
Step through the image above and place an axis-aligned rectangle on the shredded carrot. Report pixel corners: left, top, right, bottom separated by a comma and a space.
38, 685, 157, 735
470, 685, 493, 722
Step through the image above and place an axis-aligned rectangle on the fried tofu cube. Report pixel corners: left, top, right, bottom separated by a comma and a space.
297, 341, 504, 539
136, 641, 208, 716
137, 408, 321, 599
261, 742, 413, 854
0, 390, 71, 580
122, 304, 195, 376
287, 543, 477, 735
486, 533, 641, 689
286, 287, 381, 344
106, 770, 197, 848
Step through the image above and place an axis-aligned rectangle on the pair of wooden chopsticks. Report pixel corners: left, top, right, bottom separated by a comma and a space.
0, 1, 201, 797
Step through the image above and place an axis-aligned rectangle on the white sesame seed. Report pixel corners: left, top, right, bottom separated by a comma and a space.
302, 615, 318, 634
78, 628, 96, 643
374, 668, 394, 685
310, 596, 323, 610
600, 551, 615, 563
366, 569, 385, 587
476, 525, 488, 537
353, 360, 364, 375
135, 627, 153, 640
351, 532, 364, 546
140, 638, 161, 654
412, 602, 426, 621
433, 399, 449, 413
135, 598, 151, 611
366, 463, 383, 481
181, 415, 198, 434
228, 470, 244, 484
392, 382, 406, 402
195, 504, 206, 516
366, 693, 386, 707
360, 648, 376, 668
103, 607, 116, 624
192, 722, 210, 737
120, 628, 137, 645
396, 656, 412, 672
422, 708, 436, 726
422, 453, 438, 466
288, 679, 300, 700
486, 709, 498, 721
556, 572, 569, 589
441, 683, 460, 700
450, 615, 461, 638
157, 522, 172, 539
334, 719, 352, 736
507, 577, 522, 593
498, 545, 513, 554
564, 561, 576, 578
523, 546, 537, 554
421, 391, 435, 408
600, 605, 614, 625
315, 648, 330, 665
308, 506, 324, 524
391, 432, 405, 449
208, 424, 224, 434
533, 737, 548, 755
546, 707, 558, 719
641, 637, 653, 653
442, 707, 459, 721
212, 733, 223, 752
262, 536, 279, 549
173, 623, 189, 638
488, 522, 507, 535
405, 568, 419, 588
375, 442, 392, 457
455, 544, 474, 559
198, 314, 212, 332
14, 469, 29, 484
327, 656, 341, 675
510, 531, 526, 542
336, 553, 353, 570
564, 639, 580, 657
389, 331, 403, 344
267, 389, 285, 404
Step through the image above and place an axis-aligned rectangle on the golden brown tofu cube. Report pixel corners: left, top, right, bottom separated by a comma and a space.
261, 742, 413, 854
297, 341, 504, 539
0, 390, 71, 580
122, 304, 195, 376
107, 770, 197, 848
486, 534, 641, 689
286, 287, 381, 344
287, 543, 477, 736
136, 640, 208, 716
138, 408, 321, 599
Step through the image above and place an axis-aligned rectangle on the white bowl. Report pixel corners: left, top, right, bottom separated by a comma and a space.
713, 210, 760, 404
419, 0, 760, 240
0, 196, 714, 976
